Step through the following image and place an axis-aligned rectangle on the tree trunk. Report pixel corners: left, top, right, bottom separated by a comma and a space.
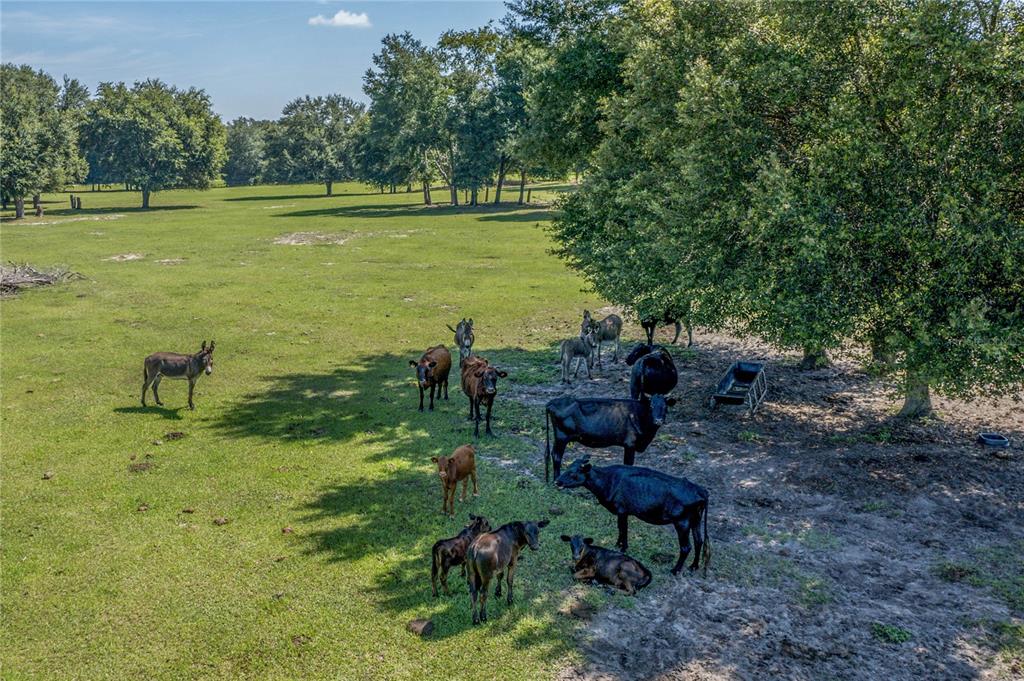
471, 188, 478, 206
518, 169, 527, 204
141, 188, 151, 209
70, 195, 76, 210
484, 186, 489, 202
897, 372, 933, 418
422, 181, 432, 206
798, 345, 830, 370
495, 157, 507, 204
406, 183, 412, 193
1, 195, 8, 211
15, 197, 25, 219
450, 184, 458, 206
325, 180, 333, 196
35, 204, 44, 217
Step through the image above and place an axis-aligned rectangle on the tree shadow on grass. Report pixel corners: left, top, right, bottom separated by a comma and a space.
113, 405, 184, 420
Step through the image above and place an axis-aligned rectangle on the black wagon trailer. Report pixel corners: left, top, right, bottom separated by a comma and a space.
710, 361, 767, 414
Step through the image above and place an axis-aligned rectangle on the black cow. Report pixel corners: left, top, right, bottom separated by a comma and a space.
641, 313, 693, 347
544, 394, 676, 481
556, 456, 710, 575
625, 344, 678, 400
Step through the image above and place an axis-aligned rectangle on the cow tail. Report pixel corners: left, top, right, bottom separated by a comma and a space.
544, 408, 551, 483
430, 543, 439, 592
446, 324, 457, 334
702, 497, 711, 578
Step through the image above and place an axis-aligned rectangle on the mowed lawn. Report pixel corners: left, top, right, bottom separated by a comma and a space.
1, 183, 614, 679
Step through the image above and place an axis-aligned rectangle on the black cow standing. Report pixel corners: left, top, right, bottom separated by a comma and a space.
556, 456, 710, 575
544, 394, 676, 482
625, 343, 678, 400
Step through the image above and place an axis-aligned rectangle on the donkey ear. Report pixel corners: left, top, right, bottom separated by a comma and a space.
209, 341, 215, 352
201, 340, 206, 350
467, 318, 473, 326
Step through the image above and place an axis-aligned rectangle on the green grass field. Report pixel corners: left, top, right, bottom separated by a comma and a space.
0, 182, 633, 679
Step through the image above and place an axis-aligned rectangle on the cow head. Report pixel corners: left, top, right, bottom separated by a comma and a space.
649, 394, 677, 426
520, 519, 550, 551
555, 456, 591, 489
467, 513, 491, 536
409, 358, 438, 389
560, 534, 595, 563
430, 455, 451, 484
474, 365, 507, 395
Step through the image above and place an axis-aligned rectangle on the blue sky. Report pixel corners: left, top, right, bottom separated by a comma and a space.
1, 1, 507, 120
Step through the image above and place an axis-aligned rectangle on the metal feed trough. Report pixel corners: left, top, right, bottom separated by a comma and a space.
710, 361, 767, 414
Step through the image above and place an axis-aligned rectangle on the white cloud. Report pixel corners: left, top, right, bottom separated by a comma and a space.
308, 9, 371, 28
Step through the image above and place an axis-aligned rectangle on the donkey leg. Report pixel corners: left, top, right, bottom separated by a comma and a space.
142, 372, 153, 407
187, 378, 195, 410
152, 375, 164, 406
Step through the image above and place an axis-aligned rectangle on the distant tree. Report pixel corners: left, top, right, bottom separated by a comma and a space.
84, 80, 226, 208
267, 95, 364, 196
1, 64, 85, 217
224, 117, 272, 186
362, 33, 447, 204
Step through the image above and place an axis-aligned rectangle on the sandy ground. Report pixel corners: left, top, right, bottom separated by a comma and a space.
507, 329, 1022, 681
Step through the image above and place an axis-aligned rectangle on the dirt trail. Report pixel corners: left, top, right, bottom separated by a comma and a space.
507, 331, 1023, 680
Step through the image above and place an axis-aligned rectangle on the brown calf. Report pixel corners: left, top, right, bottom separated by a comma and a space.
142, 340, 215, 410
460, 356, 507, 437
465, 519, 549, 625
409, 345, 452, 412
431, 444, 479, 516
431, 514, 491, 597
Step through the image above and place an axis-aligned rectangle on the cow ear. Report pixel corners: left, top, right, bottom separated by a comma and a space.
409, 360, 418, 367
497, 371, 508, 378
581, 463, 592, 473
430, 457, 438, 463
537, 519, 549, 528
560, 534, 571, 542
428, 361, 437, 368
474, 371, 484, 377
469, 513, 478, 520
583, 537, 594, 545
666, 397, 678, 406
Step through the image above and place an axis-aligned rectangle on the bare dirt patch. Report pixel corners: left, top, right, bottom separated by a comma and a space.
506, 330, 1023, 680
2, 214, 125, 227
156, 258, 185, 265
273, 232, 352, 246
103, 253, 144, 262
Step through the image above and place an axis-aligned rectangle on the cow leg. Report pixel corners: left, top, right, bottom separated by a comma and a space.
460, 476, 468, 502
617, 514, 629, 551
443, 378, 449, 400
672, 520, 692, 575
484, 400, 494, 436
672, 321, 682, 345
428, 383, 436, 411
440, 563, 452, 596
467, 395, 474, 420
479, 577, 489, 622
473, 398, 481, 437
645, 324, 655, 345
623, 446, 635, 466
494, 571, 504, 597
686, 318, 694, 347
471, 467, 479, 496
614, 334, 620, 362
469, 572, 480, 625
506, 558, 517, 605
689, 507, 704, 572
552, 438, 569, 481
187, 378, 196, 410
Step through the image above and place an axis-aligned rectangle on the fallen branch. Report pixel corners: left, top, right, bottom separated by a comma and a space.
0, 263, 83, 297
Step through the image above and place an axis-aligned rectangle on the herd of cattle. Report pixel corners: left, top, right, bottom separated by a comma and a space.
417, 313, 711, 625
138, 312, 709, 626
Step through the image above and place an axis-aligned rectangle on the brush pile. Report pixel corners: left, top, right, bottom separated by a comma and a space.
0, 263, 82, 297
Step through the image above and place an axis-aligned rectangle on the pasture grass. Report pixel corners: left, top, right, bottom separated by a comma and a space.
0, 181, 676, 679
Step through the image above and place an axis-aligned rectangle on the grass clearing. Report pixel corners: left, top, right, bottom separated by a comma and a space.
1, 182, 608, 679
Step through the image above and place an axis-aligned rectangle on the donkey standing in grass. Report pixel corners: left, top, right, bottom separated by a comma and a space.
560, 323, 599, 383
447, 318, 475, 367
582, 310, 622, 366
142, 341, 215, 410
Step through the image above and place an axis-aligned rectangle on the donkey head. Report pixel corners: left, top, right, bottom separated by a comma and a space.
199, 340, 215, 375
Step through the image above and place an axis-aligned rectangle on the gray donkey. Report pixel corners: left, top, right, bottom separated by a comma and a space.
560, 323, 599, 383
142, 340, 215, 410
582, 310, 622, 366
446, 318, 475, 367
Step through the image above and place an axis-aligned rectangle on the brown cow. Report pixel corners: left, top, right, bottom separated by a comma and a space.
560, 534, 652, 595
409, 345, 452, 412
466, 519, 549, 624
431, 514, 491, 597
431, 444, 479, 516
460, 356, 507, 437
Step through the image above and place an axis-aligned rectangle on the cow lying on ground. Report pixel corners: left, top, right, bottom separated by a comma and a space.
466, 519, 549, 624
461, 356, 507, 437
544, 394, 676, 481
432, 444, 479, 517
556, 456, 709, 575
560, 534, 652, 595
625, 343, 678, 400
431, 514, 491, 597
409, 345, 452, 411
447, 318, 475, 367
